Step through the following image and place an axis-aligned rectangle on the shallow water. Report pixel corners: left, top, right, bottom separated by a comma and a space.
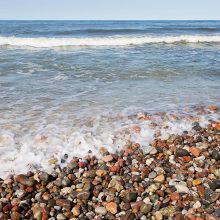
0, 21, 220, 177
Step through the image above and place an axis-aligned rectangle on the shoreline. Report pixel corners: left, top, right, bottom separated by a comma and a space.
0, 107, 220, 219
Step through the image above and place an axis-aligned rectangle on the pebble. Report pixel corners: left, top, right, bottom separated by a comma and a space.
56, 199, 72, 210
106, 202, 118, 214
175, 184, 190, 194
175, 149, 190, 157
192, 179, 202, 186
95, 206, 107, 215
123, 191, 138, 203
140, 203, 152, 214
154, 174, 165, 183
193, 201, 201, 209
211, 149, 220, 161
76, 190, 90, 201
148, 171, 157, 179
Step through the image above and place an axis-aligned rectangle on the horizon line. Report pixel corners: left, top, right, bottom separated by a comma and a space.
0, 19, 220, 21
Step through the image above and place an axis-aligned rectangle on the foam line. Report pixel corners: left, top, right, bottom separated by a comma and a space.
0, 35, 220, 48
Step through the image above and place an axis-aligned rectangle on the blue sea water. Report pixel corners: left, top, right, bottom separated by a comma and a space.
0, 21, 220, 176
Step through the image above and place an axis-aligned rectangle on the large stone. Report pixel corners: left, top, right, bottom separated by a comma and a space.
14, 175, 34, 187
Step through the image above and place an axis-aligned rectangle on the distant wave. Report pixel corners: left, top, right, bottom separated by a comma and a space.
0, 35, 220, 48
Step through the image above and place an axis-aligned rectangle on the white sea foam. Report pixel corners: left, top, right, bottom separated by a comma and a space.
0, 108, 219, 178
0, 35, 220, 48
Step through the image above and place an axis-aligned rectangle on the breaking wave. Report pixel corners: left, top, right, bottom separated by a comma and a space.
0, 35, 220, 48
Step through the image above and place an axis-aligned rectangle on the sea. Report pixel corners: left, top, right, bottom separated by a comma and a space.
0, 20, 220, 177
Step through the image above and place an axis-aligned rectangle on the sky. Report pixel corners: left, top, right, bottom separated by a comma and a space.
0, 0, 220, 20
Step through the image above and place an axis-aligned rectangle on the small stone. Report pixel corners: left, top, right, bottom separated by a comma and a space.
3, 203, 12, 212
95, 206, 107, 215
159, 206, 175, 217
77, 190, 90, 201
56, 199, 72, 210
197, 185, 205, 198
170, 192, 180, 201
48, 158, 58, 165
211, 149, 220, 161
148, 171, 157, 179
96, 170, 107, 177
72, 207, 80, 217
175, 184, 190, 194
148, 183, 160, 192
149, 147, 157, 155
208, 192, 220, 203
61, 187, 73, 195
175, 149, 190, 157
108, 176, 124, 192
38, 171, 50, 183
131, 175, 142, 182
67, 162, 78, 169
192, 179, 202, 186
154, 174, 165, 183
110, 165, 120, 173
106, 202, 117, 214
78, 161, 87, 168
155, 211, 163, 220
192, 122, 202, 131
208, 180, 220, 191
140, 203, 152, 214
189, 147, 201, 157
122, 191, 137, 203
32, 206, 43, 220
102, 155, 114, 162
11, 198, 21, 207
130, 201, 143, 213
193, 201, 201, 209
57, 213, 67, 220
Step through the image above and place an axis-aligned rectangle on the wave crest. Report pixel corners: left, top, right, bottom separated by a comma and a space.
0, 35, 220, 48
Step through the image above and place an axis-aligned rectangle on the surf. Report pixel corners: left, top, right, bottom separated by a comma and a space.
1, 35, 220, 48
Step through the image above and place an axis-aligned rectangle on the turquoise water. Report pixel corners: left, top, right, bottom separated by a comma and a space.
0, 21, 220, 176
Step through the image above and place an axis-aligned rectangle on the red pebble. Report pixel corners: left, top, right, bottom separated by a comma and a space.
170, 192, 180, 201
3, 203, 12, 212
79, 161, 87, 168
110, 165, 120, 173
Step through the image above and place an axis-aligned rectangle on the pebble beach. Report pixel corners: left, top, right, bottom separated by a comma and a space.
0, 105, 220, 220
1, 20, 220, 220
